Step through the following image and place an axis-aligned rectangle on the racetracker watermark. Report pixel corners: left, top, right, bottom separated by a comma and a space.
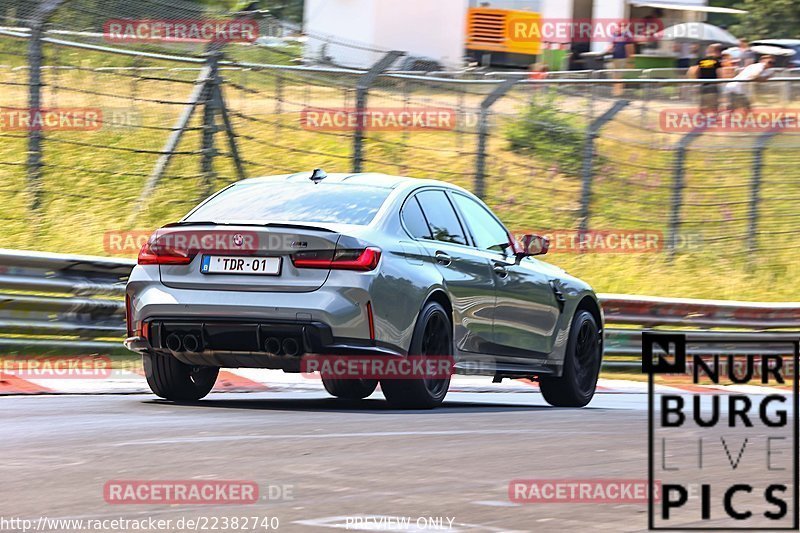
505, 18, 663, 44
0, 107, 141, 131
103, 481, 262, 505
645, 333, 799, 529
1, 516, 280, 532
99, 108, 143, 130
104, 231, 152, 255
0, 356, 111, 379
660, 109, 800, 133
107, 229, 332, 256
0, 108, 101, 131
301, 355, 454, 380
509, 479, 660, 503
141, 229, 261, 255
516, 230, 664, 253
103, 19, 258, 43
301, 107, 457, 131
514, 230, 703, 253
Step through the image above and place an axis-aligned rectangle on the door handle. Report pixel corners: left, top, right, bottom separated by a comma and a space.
492, 263, 508, 277
434, 251, 452, 266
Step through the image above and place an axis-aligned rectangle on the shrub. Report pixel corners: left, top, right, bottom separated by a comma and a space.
505, 95, 587, 176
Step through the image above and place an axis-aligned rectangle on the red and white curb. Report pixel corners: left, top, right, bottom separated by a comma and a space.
0, 369, 790, 396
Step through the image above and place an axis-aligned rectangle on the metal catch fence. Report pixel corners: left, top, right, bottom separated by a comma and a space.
1, 0, 800, 306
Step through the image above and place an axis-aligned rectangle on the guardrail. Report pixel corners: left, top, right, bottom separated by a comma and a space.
601, 294, 800, 370
0, 249, 132, 354
1, 249, 798, 370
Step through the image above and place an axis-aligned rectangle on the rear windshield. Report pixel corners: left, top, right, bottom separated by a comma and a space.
186, 182, 392, 225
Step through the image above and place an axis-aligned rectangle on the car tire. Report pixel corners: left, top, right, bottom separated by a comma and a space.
380, 301, 452, 409
540, 310, 602, 407
142, 353, 219, 401
322, 377, 378, 399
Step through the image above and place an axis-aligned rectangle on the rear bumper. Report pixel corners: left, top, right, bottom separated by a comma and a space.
145, 317, 336, 354
127, 264, 378, 344
125, 264, 421, 365
124, 317, 404, 368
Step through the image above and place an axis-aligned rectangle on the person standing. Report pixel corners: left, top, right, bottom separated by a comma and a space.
720, 51, 738, 79
738, 39, 756, 67
674, 42, 697, 70
724, 54, 776, 112
606, 28, 635, 97
688, 43, 723, 113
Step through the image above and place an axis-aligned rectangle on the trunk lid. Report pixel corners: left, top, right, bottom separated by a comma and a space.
156, 223, 339, 292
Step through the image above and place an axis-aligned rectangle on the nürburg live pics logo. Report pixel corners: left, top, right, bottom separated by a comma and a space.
644, 332, 799, 530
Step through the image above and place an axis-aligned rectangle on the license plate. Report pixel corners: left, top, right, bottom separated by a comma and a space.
201, 255, 282, 275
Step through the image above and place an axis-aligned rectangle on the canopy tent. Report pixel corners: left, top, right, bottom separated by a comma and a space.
750, 44, 797, 57
628, 1, 747, 15
656, 22, 739, 46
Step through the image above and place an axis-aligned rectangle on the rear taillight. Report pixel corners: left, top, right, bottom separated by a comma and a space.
291, 247, 381, 271
138, 236, 194, 265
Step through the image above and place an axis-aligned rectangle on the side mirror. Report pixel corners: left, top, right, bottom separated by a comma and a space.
516, 234, 549, 260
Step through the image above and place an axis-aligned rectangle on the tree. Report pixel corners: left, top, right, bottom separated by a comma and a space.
189, 0, 304, 23
706, 0, 739, 30
728, 0, 800, 40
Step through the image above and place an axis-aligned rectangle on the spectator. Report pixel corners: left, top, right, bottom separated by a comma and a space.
720, 51, 738, 78
606, 28, 635, 69
528, 62, 549, 80
674, 42, 697, 70
688, 43, 723, 113
724, 54, 776, 112
739, 39, 756, 67
606, 28, 635, 96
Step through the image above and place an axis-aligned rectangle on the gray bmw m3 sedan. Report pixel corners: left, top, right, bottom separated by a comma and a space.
124, 170, 603, 409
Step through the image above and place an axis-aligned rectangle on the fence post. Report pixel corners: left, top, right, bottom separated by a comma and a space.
578, 99, 629, 234
200, 51, 221, 197
214, 73, 247, 183
639, 71, 649, 129
586, 72, 597, 122
475, 78, 516, 200
667, 127, 705, 256
274, 70, 283, 135
25, 0, 65, 213
127, 59, 214, 225
352, 51, 405, 173
748, 131, 778, 256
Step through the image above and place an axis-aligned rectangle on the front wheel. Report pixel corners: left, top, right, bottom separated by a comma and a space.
380, 301, 452, 409
539, 310, 602, 407
142, 353, 219, 401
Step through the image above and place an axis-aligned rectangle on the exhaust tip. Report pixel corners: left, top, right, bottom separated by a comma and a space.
183, 334, 201, 353
264, 337, 282, 355
165, 333, 182, 353
282, 338, 300, 357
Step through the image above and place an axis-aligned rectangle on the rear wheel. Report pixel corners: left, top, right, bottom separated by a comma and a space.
540, 310, 601, 407
142, 353, 219, 401
322, 377, 378, 399
380, 301, 451, 409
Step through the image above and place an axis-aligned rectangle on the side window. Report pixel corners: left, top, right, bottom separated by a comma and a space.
401, 196, 432, 239
451, 193, 511, 253
415, 190, 468, 246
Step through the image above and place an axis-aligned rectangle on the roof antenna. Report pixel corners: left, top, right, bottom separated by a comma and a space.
309, 168, 327, 184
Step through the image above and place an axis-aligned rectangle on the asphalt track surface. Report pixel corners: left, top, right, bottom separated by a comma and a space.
1, 390, 792, 532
